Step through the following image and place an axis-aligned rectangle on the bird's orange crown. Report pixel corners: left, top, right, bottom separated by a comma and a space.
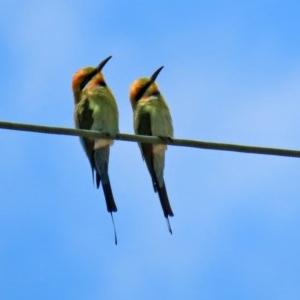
129, 78, 159, 109
72, 67, 97, 104
72, 55, 113, 104
129, 66, 163, 109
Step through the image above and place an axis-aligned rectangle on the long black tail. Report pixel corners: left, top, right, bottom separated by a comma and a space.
101, 177, 117, 213
155, 179, 174, 234
102, 179, 118, 245
94, 147, 118, 244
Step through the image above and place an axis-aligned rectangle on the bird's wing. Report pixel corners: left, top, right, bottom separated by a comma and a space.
75, 96, 101, 187
135, 108, 174, 220
136, 110, 158, 188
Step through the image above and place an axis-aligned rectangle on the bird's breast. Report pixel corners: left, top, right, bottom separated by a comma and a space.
137, 97, 173, 137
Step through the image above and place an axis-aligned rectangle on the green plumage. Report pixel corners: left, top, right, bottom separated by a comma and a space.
74, 74, 119, 213
131, 77, 174, 233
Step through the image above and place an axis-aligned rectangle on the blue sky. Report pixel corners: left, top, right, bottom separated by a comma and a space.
1, 0, 300, 299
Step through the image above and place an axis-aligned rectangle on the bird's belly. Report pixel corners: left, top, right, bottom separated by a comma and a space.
153, 144, 166, 154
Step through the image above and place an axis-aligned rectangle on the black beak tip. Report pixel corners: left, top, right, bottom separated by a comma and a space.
150, 65, 164, 83
97, 55, 113, 72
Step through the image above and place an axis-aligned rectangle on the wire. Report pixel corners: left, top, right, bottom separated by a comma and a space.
1, 120, 300, 158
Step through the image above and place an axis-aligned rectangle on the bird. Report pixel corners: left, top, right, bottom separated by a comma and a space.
72, 56, 119, 244
129, 66, 174, 234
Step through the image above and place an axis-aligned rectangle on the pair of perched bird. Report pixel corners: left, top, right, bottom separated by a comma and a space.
72, 56, 174, 244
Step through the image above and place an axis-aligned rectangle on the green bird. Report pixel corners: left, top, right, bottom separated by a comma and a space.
72, 56, 119, 244
129, 66, 174, 234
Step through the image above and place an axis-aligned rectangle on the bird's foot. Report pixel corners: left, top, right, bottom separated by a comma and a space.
158, 136, 173, 144
103, 132, 111, 138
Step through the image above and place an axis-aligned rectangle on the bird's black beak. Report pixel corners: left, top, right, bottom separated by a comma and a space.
133, 66, 164, 102
97, 55, 112, 72
149, 66, 164, 85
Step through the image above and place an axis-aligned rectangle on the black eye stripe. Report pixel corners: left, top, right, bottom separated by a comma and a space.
80, 70, 98, 91
150, 91, 160, 97
134, 81, 152, 102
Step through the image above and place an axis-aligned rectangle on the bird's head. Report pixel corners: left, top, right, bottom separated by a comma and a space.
72, 67, 97, 103
129, 66, 164, 109
72, 55, 112, 104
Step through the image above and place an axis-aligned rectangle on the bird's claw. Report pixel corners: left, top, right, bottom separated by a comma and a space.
158, 136, 173, 144
103, 132, 111, 138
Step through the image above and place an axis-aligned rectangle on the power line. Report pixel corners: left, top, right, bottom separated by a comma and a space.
1, 120, 300, 158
